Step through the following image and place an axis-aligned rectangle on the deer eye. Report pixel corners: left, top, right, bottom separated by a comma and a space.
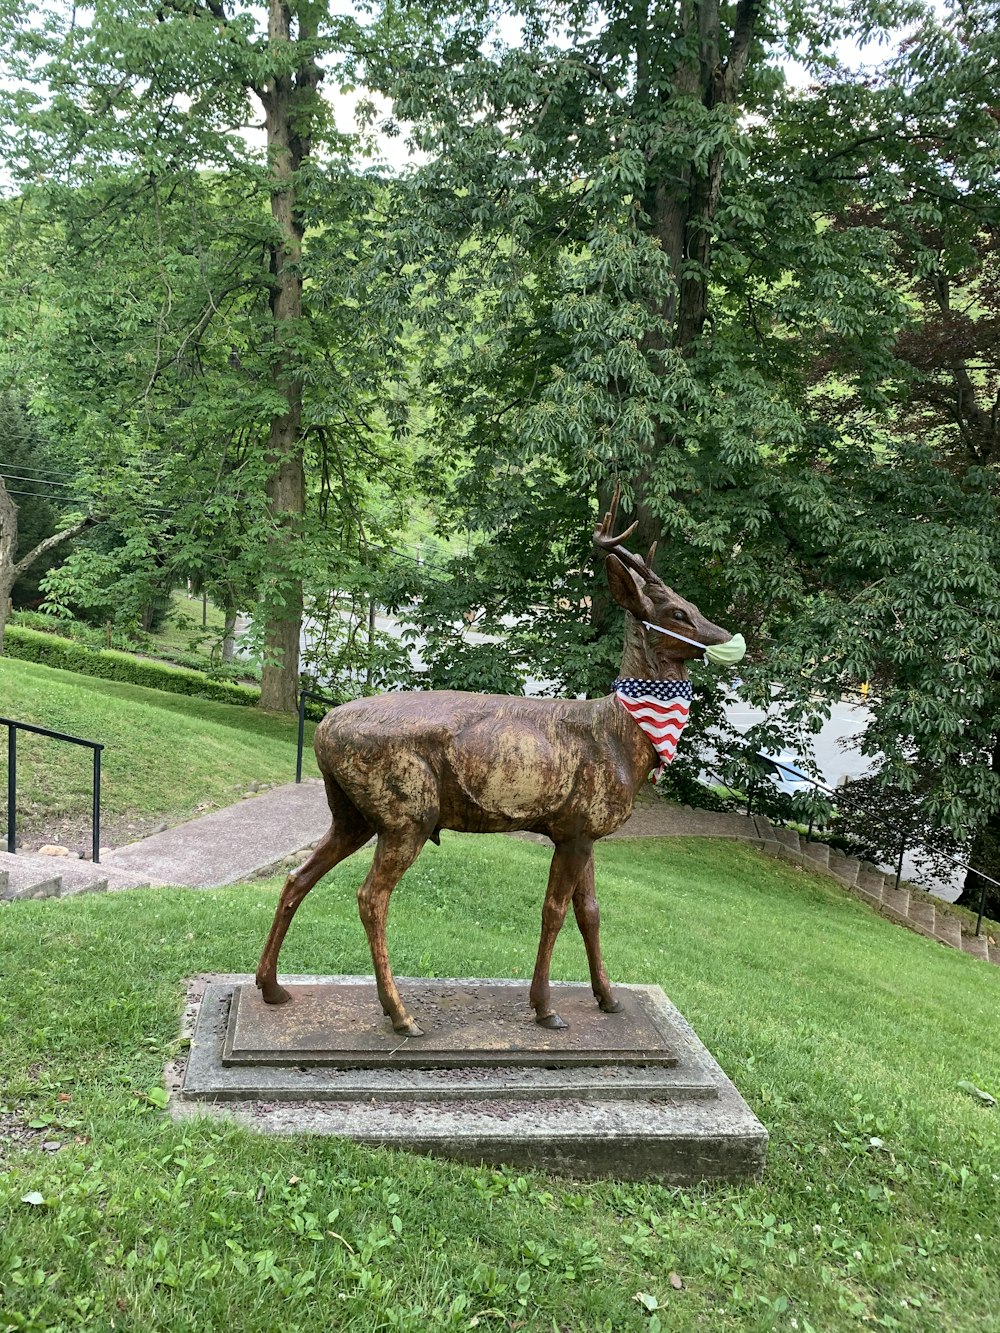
672, 610, 688, 622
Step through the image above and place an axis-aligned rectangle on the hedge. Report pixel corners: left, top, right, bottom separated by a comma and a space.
3, 626, 262, 707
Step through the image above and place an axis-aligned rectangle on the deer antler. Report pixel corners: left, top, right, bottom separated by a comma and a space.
593, 482, 663, 586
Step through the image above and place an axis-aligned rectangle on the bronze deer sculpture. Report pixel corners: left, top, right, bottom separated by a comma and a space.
255, 494, 740, 1034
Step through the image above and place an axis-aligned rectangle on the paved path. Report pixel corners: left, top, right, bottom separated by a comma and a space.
103, 780, 332, 887
7, 784, 996, 972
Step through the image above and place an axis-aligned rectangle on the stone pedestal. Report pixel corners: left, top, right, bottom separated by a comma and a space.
176, 975, 767, 1185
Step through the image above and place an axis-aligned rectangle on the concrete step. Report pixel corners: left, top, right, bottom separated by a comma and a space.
0, 851, 147, 900
801, 841, 830, 870
760, 841, 803, 867
855, 870, 885, 908
881, 885, 910, 923
988, 942, 1000, 967
772, 827, 801, 853
0, 853, 63, 901
934, 913, 963, 949
907, 895, 937, 937
960, 934, 990, 963
829, 854, 860, 887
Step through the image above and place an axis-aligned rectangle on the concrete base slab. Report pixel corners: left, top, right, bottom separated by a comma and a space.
175, 975, 767, 1185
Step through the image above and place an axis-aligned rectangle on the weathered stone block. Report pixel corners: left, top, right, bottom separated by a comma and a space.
934, 914, 962, 949
831, 855, 860, 887
960, 934, 990, 963
907, 895, 937, 937
881, 886, 910, 922
771, 827, 801, 852
801, 841, 830, 870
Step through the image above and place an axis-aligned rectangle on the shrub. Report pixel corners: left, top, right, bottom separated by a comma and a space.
3, 626, 261, 707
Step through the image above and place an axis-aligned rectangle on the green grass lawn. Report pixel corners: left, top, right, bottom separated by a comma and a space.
0, 658, 317, 849
1, 835, 998, 1332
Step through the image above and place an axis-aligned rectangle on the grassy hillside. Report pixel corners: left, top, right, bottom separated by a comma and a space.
0, 658, 318, 850
1, 835, 997, 1331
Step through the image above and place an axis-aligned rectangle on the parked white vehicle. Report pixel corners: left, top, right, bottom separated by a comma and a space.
756, 751, 832, 799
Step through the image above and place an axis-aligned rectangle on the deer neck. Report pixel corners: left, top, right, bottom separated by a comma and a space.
618, 614, 689, 683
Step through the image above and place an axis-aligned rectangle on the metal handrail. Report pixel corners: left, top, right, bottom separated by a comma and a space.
704, 750, 834, 837
1, 716, 104, 864
295, 689, 339, 783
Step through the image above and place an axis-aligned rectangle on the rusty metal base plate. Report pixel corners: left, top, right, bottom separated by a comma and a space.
223, 979, 678, 1069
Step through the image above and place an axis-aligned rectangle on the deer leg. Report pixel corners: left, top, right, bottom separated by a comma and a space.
255, 813, 372, 1005
572, 850, 622, 1014
529, 838, 590, 1030
357, 829, 427, 1037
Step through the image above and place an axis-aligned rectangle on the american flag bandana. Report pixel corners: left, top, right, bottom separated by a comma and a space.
612, 677, 693, 771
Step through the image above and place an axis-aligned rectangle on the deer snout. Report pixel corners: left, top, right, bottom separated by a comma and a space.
697, 615, 733, 648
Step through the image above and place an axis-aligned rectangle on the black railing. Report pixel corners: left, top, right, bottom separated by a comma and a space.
295, 690, 339, 783
894, 846, 1000, 939
1, 717, 104, 864
703, 752, 834, 839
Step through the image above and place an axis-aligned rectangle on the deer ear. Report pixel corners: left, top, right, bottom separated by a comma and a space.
605, 554, 653, 621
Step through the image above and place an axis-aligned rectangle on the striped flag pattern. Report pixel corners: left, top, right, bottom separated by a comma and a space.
612, 677, 693, 771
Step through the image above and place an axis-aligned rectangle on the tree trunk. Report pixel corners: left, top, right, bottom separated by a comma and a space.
222, 605, 238, 663
956, 731, 1000, 921
621, 0, 760, 546
0, 475, 91, 658
256, 0, 322, 713
0, 477, 16, 658
0, 578, 13, 658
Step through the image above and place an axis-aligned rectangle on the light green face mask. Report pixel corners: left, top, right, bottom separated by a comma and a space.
642, 621, 747, 666
705, 633, 746, 667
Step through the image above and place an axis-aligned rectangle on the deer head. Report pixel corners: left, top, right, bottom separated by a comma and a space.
594, 485, 738, 681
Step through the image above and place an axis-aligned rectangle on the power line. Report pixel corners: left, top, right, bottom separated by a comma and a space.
0, 470, 78, 491
0, 487, 84, 502
0, 457, 75, 480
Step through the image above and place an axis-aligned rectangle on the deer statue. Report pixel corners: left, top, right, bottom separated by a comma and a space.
255, 489, 744, 1035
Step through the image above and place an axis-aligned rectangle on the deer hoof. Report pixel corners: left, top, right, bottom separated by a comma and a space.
598, 997, 624, 1014
536, 1011, 568, 1031
257, 979, 291, 1005
393, 1017, 424, 1037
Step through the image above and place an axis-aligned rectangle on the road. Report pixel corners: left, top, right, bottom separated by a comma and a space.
721, 694, 962, 903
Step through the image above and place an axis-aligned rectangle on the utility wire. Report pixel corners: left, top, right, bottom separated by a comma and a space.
0, 471, 79, 491
0, 469, 79, 490
0, 457, 77, 479
0, 487, 85, 502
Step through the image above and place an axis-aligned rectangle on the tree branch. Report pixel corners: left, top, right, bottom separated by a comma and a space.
720, 0, 760, 102
12, 516, 95, 580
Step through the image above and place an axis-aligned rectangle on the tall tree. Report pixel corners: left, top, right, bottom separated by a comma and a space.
0, 0, 403, 710
731, 1, 1000, 909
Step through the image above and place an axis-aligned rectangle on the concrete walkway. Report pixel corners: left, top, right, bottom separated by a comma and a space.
6, 782, 751, 900
101, 780, 332, 887
100, 783, 763, 889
